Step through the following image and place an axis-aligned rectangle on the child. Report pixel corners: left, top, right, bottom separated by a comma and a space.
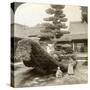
56, 67, 63, 78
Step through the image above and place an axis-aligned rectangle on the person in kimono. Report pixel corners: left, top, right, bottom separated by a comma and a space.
67, 58, 74, 75
56, 67, 63, 78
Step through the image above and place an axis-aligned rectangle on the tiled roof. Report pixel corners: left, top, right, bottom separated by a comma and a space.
55, 33, 88, 42
69, 21, 88, 34
55, 22, 88, 41
11, 23, 41, 38
12, 21, 88, 41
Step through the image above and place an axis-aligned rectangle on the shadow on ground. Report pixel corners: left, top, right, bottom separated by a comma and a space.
12, 61, 88, 87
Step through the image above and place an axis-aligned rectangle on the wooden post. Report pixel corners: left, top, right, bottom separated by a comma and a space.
72, 41, 75, 51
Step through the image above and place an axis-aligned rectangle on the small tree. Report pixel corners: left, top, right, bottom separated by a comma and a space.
81, 6, 88, 23
41, 5, 68, 39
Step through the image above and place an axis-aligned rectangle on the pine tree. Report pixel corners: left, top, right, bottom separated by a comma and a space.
41, 5, 68, 39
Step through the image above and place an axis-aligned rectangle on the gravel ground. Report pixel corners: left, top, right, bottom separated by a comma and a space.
12, 61, 88, 87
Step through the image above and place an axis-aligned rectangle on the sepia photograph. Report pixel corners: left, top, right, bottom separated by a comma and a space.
11, 2, 88, 87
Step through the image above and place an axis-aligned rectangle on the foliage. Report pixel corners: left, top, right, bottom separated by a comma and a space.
81, 6, 88, 23
41, 5, 68, 39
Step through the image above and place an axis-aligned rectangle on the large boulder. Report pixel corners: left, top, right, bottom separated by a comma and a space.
15, 39, 77, 74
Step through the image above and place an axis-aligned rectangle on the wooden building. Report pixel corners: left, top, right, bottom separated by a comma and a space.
54, 21, 88, 53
